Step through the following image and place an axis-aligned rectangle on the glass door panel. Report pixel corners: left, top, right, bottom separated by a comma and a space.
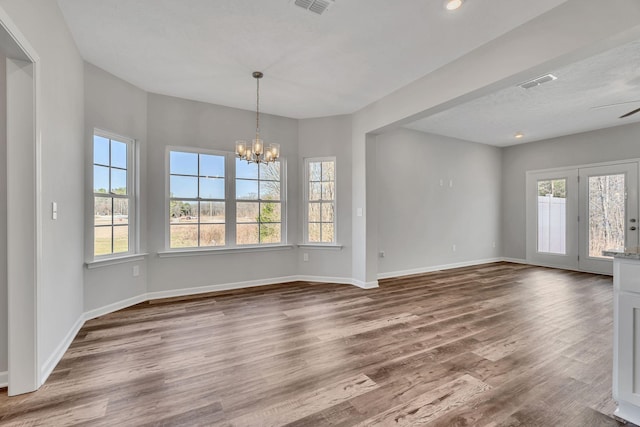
579, 163, 638, 275
588, 174, 626, 258
537, 178, 567, 255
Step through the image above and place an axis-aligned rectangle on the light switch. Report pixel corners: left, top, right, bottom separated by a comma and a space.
356, 208, 363, 217
52, 202, 58, 220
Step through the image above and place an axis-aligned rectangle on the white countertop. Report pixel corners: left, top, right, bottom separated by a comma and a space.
603, 247, 640, 260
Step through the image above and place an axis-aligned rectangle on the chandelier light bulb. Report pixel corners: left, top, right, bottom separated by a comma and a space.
446, 0, 463, 11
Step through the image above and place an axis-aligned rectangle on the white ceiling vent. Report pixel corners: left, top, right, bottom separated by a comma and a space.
518, 74, 558, 90
294, 0, 335, 15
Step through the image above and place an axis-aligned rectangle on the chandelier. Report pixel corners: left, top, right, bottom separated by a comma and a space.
235, 71, 280, 164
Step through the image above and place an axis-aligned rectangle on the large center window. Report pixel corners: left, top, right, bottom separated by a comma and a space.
167, 148, 285, 249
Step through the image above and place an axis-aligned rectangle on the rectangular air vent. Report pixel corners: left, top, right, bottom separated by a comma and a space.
294, 0, 334, 15
518, 74, 557, 89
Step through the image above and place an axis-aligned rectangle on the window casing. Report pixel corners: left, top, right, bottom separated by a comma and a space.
93, 131, 135, 258
304, 157, 336, 244
169, 150, 226, 248
235, 159, 283, 245
166, 147, 286, 249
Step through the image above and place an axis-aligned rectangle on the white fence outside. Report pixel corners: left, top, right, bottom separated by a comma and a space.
538, 195, 566, 254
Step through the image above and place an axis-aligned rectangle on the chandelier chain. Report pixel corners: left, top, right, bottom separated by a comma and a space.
256, 77, 260, 137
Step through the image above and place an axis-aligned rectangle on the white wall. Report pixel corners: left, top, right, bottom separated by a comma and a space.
349, 0, 640, 285
0, 51, 6, 375
146, 93, 299, 293
297, 115, 353, 279
0, 0, 85, 373
83, 62, 148, 312
502, 121, 640, 260
376, 128, 502, 277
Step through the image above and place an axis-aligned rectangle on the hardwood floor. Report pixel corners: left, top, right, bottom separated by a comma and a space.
0, 262, 630, 426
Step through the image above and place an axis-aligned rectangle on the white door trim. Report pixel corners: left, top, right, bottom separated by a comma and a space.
526, 168, 579, 270
0, 5, 43, 395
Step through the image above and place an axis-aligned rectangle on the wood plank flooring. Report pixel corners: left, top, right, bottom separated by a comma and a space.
0, 262, 631, 426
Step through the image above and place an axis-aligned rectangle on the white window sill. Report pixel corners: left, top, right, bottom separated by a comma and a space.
297, 244, 343, 250
85, 253, 149, 269
157, 244, 295, 258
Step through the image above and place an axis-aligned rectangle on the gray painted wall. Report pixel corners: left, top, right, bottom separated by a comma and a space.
297, 115, 353, 279
83, 62, 149, 312
376, 128, 502, 276
146, 93, 299, 292
349, 0, 640, 285
502, 121, 640, 260
0, 0, 85, 369
0, 52, 6, 373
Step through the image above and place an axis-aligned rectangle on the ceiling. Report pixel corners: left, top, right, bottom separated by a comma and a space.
56, 0, 640, 146
405, 38, 640, 147
56, 0, 569, 120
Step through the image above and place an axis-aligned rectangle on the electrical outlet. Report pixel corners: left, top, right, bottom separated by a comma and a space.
303, 253, 309, 262
133, 265, 140, 277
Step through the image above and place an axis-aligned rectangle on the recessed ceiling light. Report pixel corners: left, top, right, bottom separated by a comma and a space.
515, 132, 524, 139
445, 0, 463, 11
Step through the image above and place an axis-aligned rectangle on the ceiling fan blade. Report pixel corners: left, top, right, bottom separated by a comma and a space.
620, 107, 640, 118
592, 100, 640, 110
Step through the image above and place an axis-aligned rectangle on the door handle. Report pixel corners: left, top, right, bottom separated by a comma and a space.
631, 218, 637, 223
631, 226, 638, 231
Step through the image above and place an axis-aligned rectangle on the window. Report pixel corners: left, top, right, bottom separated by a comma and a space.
305, 158, 336, 243
537, 178, 567, 255
236, 159, 282, 245
93, 131, 134, 257
166, 148, 285, 250
169, 150, 225, 248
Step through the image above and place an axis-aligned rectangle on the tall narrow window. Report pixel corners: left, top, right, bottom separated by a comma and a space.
236, 159, 282, 245
169, 150, 226, 248
305, 158, 336, 243
588, 174, 626, 258
537, 178, 566, 255
93, 132, 134, 257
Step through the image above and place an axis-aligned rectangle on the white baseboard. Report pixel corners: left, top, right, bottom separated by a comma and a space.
297, 275, 379, 289
351, 279, 379, 289
502, 257, 528, 264
0, 371, 7, 388
40, 314, 84, 386
84, 294, 149, 321
146, 275, 300, 301
377, 257, 504, 280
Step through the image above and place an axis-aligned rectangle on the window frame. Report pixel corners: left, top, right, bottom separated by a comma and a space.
303, 157, 337, 245
235, 157, 286, 246
167, 147, 228, 249
92, 129, 137, 260
164, 146, 287, 251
